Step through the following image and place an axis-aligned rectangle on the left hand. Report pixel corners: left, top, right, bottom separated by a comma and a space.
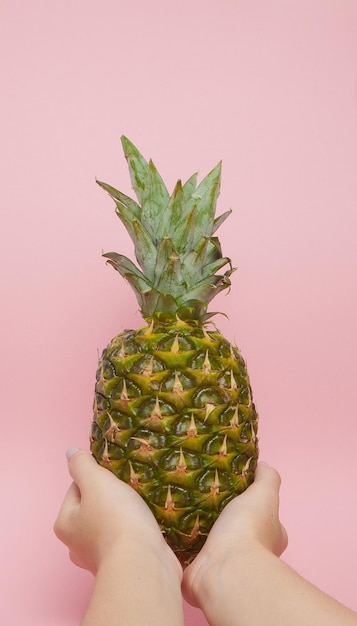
54, 449, 180, 576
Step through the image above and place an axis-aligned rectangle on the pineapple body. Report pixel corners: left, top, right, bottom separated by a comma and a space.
91, 318, 258, 564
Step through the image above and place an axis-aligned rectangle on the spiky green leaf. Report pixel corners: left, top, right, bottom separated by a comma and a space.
140, 159, 170, 240
181, 237, 209, 287
121, 135, 149, 203
156, 181, 195, 252
202, 256, 232, 278
205, 237, 223, 264
156, 180, 185, 241
181, 270, 233, 305
191, 163, 221, 246
141, 290, 178, 319
213, 209, 232, 234
153, 237, 181, 289
192, 162, 221, 202
182, 172, 198, 201
96, 180, 141, 220
103, 252, 150, 289
155, 243, 185, 295
173, 205, 197, 255
131, 220, 157, 274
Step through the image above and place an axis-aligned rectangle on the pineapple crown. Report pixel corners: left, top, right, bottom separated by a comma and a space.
97, 136, 235, 323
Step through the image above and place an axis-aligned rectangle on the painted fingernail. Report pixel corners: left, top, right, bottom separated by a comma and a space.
66, 447, 79, 460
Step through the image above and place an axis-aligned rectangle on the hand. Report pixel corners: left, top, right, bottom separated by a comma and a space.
182, 463, 288, 607
54, 449, 181, 577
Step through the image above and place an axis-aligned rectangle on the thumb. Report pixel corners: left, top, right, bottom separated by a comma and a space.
254, 463, 282, 492
66, 448, 100, 488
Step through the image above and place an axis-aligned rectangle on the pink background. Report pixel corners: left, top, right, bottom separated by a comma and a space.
1, 1, 357, 624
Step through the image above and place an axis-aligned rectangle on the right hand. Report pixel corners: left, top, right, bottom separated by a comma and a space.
182, 463, 288, 606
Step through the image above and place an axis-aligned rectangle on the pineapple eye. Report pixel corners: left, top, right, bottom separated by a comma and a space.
159, 449, 201, 471
197, 469, 232, 493
161, 371, 195, 392
131, 354, 165, 374
192, 386, 229, 407
190, 351, 220, 371
121, 461, 155, 484
202, 433, 235, 456
98, 359, 116, 378
103, 411, 135, 430
172, 413, 210, 436
111, 379, 141, 399
231, 455, 256, 476
158, 334, 194, 351
94, 393, 110, 410
238, 385, 251, 405
139, 397, 176, 418
151, 484, 193, 508
98, 438, 126, 461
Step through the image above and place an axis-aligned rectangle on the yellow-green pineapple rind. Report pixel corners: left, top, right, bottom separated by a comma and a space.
91, 319, 258, 564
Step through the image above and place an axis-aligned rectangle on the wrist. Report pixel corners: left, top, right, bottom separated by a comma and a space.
82, 536, 184, 626
191, 541, 272, 609
97, 534, 182, 584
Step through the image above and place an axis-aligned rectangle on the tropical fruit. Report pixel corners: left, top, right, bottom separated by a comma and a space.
90, 137, 259, 564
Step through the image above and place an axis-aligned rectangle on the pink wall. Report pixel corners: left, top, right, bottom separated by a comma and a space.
1, 1, 357, 624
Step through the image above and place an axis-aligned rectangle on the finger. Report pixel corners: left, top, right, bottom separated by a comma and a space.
54, 482, 81, 540
255, 464, 288, 555
254, 463, 282, 492
66, 448, 104, 489
280, 523, 289, 553
62, 481, 81, 508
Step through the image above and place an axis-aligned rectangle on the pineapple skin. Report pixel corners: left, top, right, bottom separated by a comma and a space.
90, 318, 258, 565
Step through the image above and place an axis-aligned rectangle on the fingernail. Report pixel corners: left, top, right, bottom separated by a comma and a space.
259, 461, 270, 467
66, 447, 79, 460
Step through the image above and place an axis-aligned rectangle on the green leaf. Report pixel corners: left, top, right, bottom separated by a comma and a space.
96, 179, 141, 220
141, 290, 178, 319
191, 163, 221, 246
156, 180, 191, 248
205, 237, 222, 264
177, 279, 218, 306
177, 300, 208, 321
121, 135, 149, 204
163, 180, 185, 235
153, 237, 176, 288
192, 161, 221, 202
103, 252, 153, 310
113, 203, 139, 245
131, 220, 157, 276
155, 244, 185, 296
202, 256, 232, 278
181, 237, 209, 287
213, 209, 232, 234
139, 289, 161, 317
140, 159, 170, 240
182, 172, 198, 201
180, 270, 232, 305
173, 205, 197, 254
103, 252, 150, 288
154, 293, 178, 317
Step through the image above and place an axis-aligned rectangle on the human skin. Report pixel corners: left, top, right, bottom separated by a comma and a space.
54, 449, 184, 626
183, 464, 357, 626
55, 451, 357, 626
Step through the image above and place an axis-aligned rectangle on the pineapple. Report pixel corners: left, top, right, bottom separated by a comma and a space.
90, 137, 259, 565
